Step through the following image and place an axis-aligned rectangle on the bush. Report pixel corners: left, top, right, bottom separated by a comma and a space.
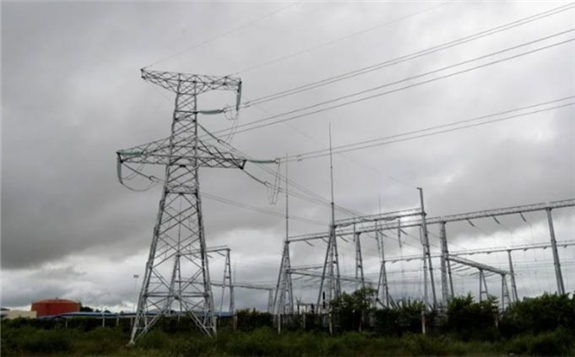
374, 300, 426, 336
505, 328, 574, 355
6, 326, 73, 354
138, 329, 170, 350
331, 288, 377, 332
403, 334, 453, 356
222, 327, 280, 356
75, 327, 125, 355
446, 294, 498, 340
500, 293, 575, 336
235, 309, 273, 332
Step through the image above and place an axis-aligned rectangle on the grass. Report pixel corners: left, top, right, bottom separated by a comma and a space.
2, 323, 574, 356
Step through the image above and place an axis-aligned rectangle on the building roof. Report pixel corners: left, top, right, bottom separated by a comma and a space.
32, 299, 79, 304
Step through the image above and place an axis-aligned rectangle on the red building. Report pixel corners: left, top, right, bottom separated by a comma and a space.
31, 299, 80, 317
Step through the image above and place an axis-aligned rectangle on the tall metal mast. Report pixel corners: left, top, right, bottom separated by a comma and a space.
317, 124, 341, 310
117, 69, 251, 344
418, 187, 437, 309
273, 154, 294, 315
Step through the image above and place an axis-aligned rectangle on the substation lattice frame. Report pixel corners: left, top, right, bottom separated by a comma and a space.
274, 197, 575, 314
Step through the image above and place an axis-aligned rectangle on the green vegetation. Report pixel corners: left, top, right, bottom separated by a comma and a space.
1, 292, 573, 356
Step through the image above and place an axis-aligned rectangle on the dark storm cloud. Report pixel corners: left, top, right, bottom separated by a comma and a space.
2, 1, 574, 308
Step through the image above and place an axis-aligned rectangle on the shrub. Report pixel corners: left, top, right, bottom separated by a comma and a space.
138, 329, 170, 350
235, 309, 273, 331
446, 294, 498, 340
15, 327, 73, 354
404, 334, 453, 356
75, 327, 125, 355
331, 288, 377, 332
500, 293, 575, 336
505, 328, 574, 356
373, 300, 426, 336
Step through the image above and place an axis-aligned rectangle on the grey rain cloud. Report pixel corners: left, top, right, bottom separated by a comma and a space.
2, 1, 574, 310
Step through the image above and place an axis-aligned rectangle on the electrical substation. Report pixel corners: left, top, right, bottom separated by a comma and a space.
116, 68, 574, 341
111, 2, 575, 343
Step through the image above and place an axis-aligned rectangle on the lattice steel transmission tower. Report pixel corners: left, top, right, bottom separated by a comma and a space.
117, 69, 248, 344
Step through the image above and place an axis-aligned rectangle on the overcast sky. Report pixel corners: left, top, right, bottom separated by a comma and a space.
2, 1, 574, 312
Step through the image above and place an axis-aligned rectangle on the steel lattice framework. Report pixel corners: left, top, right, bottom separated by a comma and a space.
118, 69, 246, 344
282, 197, 574, 311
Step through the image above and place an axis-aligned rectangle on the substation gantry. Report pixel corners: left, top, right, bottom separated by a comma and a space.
116, 70, 273, 344
274, 190, 427, 314
190, 246, 276, 313
274, 197, 575, 314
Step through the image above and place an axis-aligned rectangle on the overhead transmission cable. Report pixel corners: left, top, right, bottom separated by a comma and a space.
143, 2, 302, 69
197, 123, 362, 217
249, 101, 417, 189
283, 96, 575, 162
235, 1, 447, 75
119, 157, 334, 226
208, 30, 575, 138
247, 106, 417, 213
242, 2, 575, 106
202, 192, 325, 226
117, 128, 355, 220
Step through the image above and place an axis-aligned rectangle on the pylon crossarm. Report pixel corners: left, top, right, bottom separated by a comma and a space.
117, 137, 247, 167
141, 69, 242, 98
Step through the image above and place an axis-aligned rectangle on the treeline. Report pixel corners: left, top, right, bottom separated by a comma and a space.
330, 289, 574, 339
1, 291, 574, 356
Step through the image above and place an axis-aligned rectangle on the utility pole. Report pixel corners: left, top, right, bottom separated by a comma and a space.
221, 248, 234, 314
439, 221, 453, 306
418, 187, 437, 309
273, 154, 294, 315
376, 221, 390, 307
354, 224, 365, 290
422, 225, 429, 307
500, 274, 510, 310
117, 70, 271, 344
546, 208, 565, 294
478, 269, 489, 301
507, 250, 518, 302
317, 124, 341, 311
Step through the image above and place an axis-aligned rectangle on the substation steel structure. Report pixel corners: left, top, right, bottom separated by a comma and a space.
117, 70, 272, 343
274, 197, 575, 314
192, 245, 276, 314
274, 189, 429, 313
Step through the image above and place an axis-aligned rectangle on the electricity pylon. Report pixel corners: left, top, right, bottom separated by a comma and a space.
117, 69, 248, 344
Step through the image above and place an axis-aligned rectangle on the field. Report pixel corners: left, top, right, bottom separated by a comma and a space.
2, 292, 574, 356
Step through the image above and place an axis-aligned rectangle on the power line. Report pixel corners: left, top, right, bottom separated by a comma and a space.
200, 135, 362, 217
219, 4, 575, 196
202, 191, 325, 226
256, 104, 417, 189
243, 2, 575, 106
292, 101, 574, 162
284, 96, 575, 162
235, 2, 447, 75
250, 104, 417, 191
144, 2, 302, 69
210, 32, 575, 138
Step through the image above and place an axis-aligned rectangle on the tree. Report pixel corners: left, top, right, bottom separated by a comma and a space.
446, 294, 498, 340
330, 288, 377, 332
